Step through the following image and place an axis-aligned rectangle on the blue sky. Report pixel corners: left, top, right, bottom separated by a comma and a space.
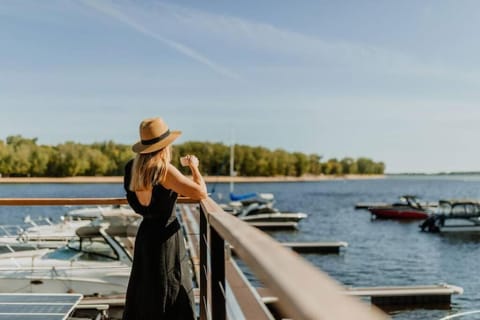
1, 0, 480, 173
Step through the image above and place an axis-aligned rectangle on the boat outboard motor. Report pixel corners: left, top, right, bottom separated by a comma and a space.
419, 216, 440, 233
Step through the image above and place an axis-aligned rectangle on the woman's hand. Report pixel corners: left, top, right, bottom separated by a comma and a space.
181, 155, 199, 168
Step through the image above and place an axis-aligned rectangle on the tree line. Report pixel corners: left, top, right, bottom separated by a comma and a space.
0, 135, 385, 177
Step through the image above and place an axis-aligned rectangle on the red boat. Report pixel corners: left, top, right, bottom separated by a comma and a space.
367, 195, 432, 220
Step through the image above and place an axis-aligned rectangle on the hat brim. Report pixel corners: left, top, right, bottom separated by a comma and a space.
132, 130, 181, 154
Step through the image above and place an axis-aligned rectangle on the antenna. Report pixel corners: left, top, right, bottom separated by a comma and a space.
230, 130, 236, 193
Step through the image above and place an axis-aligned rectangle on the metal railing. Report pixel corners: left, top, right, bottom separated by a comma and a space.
0, 197, 389, 320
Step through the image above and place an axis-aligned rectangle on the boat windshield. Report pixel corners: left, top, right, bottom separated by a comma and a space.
43, 236, 119, 261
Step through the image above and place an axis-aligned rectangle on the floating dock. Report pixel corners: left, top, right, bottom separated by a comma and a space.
231, 241, 348, 255
282, 241, 348, 254
247, 221, 298, 230
346, 284, 464, 306
258, 283, 463, 308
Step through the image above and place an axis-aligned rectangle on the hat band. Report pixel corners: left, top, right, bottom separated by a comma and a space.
141, 130, 170, 145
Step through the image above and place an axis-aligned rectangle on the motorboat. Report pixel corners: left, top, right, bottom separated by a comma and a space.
221, 193, 308, 223
65, 204, 140, 222
0, 205, 141, 253
0, 217, 92, 254
0, 223, 136, 297
419, 199, 480, 233
367, 195, 432, 220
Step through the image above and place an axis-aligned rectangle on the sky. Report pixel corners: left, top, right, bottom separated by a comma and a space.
1, 0, 480, 173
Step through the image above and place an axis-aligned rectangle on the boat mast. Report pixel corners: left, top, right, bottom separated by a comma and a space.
230, 142, 235, 193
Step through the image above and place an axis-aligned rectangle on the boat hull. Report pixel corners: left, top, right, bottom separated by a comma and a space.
368, 207, 429, 220
240, 213, 308, 223
0, 269, 129, 296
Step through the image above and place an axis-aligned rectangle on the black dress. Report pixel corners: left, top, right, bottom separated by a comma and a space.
123, 160, 195, 320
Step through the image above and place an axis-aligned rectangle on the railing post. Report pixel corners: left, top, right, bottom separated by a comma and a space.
199, 206, 208, 320
210, 222, 226, 320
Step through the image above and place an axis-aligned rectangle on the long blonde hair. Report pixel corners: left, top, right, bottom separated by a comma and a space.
129, 146, 171, 191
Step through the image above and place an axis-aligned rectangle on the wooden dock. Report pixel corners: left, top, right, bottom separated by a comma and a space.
346, 284, 463, 306
282, 241, 348, 254
245, 221, 298, 230
231, 241, 348, 255
258, 283, 463, 309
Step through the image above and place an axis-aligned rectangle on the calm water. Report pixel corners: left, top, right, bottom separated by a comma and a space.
2, 176, 480, 320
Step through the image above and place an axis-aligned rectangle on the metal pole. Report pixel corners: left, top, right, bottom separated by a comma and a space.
210, 225, 226, 320
199, 206, 208, 320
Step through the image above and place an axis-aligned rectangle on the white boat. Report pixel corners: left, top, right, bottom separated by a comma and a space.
221, 193, 308, 223
0, 205, 141, 253
65, 204, 140, 222
0, 217, 93, 254
419, 199, 480, 233
0, 223, 135, 297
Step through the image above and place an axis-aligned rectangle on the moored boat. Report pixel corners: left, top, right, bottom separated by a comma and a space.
419, 199, 480, 233
367, 195, 432, 220
220, 193, 307, 223
0, 223, 136, 297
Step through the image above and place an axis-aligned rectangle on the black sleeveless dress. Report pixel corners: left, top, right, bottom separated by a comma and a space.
122, 160, 195, 320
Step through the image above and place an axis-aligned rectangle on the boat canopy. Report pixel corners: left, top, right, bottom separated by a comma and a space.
76, 224, 138, 238
230, 192, 258, 201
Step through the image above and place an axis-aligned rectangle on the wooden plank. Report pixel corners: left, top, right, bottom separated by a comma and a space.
225, 260, 273, 320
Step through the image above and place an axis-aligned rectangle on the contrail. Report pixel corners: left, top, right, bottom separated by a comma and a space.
81, 0, 240, 80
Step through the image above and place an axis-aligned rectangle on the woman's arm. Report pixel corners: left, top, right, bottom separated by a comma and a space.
162, 156, 208, 200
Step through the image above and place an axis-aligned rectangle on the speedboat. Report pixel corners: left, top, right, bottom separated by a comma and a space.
221, 193, 308, 223
0, 223, 136, 297
420, 199, 480, 233
367, 195, 432, 220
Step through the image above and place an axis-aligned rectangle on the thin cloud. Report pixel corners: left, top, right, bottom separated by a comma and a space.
81, 0, 240, 80
153, 1, 479, 83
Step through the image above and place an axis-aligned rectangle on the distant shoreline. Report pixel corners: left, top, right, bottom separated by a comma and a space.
0, 174, 385, 184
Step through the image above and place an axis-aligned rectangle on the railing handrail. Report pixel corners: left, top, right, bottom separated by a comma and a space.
200, 197, 389, 320
0, 197, 193, 206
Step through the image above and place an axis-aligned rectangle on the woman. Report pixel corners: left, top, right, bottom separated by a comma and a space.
123, 117, 207, 320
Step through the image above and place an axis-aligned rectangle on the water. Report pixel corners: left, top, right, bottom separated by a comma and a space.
2, 176, 480, 319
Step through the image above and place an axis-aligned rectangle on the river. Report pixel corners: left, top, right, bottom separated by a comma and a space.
1, 175, 480, 319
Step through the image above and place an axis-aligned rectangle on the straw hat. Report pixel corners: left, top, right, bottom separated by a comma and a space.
132, 117, 181, 154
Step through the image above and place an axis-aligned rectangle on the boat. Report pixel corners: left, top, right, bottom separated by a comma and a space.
0, 223, 136, 297
221, 193, 307, 223
419, 199, 480, 233
367, 195, 432, 220
0, 205, 142, 253
65, 204, 140, 222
